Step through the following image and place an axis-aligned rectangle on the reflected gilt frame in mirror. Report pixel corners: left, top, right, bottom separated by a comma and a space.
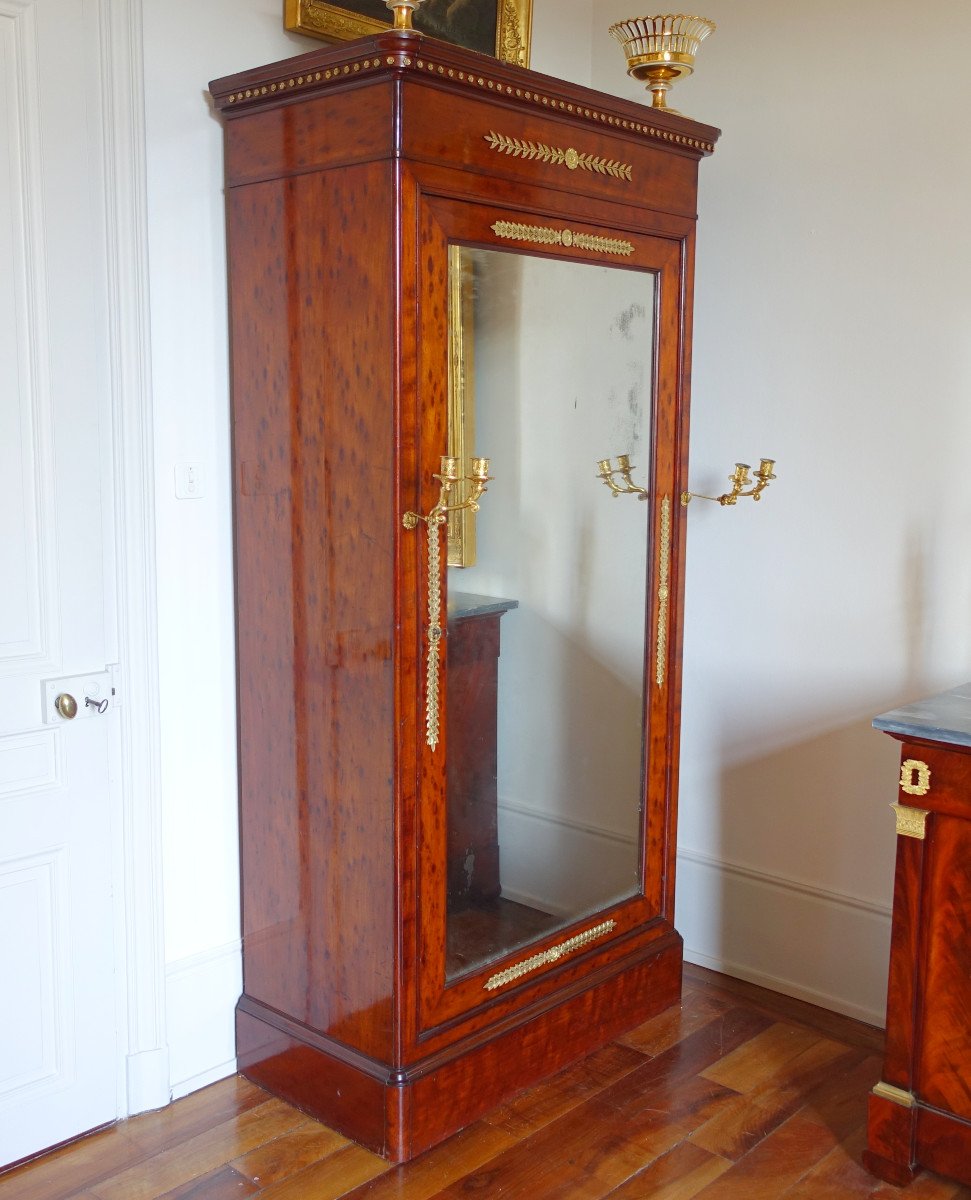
447, 246, 477, 567
284, 0, 533, 66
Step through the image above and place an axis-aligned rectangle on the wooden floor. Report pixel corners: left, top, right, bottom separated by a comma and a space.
5, 966, 970, 1200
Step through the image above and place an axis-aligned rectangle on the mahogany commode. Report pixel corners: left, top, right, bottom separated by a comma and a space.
865, 684, 971, 1188
210, 29, 718, 1162
444, 594, 515, 915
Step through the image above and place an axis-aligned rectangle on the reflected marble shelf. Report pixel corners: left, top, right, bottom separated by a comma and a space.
448, 592, 519, 621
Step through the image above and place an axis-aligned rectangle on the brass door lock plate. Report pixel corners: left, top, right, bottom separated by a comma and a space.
43, 671, 114, 724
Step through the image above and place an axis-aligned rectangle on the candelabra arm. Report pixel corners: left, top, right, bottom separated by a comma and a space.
597, 455, 650, 500
681, 458, 777, 508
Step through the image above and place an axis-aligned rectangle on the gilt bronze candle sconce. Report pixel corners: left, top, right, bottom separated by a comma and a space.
403, 455, 493, 749
681, 458, 777, 507
402, 455, 492, 532
596, 454, 650, 499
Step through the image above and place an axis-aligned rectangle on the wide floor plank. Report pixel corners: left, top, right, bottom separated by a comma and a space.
339, 1123, 517, 1200
230, 1120, 351, 1187
690, 1041, 864, 1160
601, 1142, 732, 1199
89, 1101, 305, 1200
481, 1042, 649, 1138
251, 1144, 387, 1200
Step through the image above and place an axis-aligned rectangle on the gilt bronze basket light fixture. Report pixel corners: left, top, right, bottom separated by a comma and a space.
609, 13, 715, 113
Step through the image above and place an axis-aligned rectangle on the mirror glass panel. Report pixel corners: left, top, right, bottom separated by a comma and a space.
444, 245, 657, 981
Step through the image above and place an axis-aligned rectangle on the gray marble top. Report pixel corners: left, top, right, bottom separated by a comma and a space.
873, 682, 971, 748
448, 592, 519, 621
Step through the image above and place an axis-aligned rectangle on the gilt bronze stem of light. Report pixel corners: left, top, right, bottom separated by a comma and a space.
681, 458, 777, 507
385, 0, 425, 31
403, 455, 493, 749
609, 14, 715, 114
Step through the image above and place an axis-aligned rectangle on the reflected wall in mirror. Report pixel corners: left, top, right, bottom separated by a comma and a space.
445, 245, 658, 981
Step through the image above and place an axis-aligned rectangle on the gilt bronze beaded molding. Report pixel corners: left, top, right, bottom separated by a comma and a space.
483, 919, 617, 991
655, 496, 671, 688
491, 220, 634, 257
223, 55, 386, 102
485, 131, 633, 181
219, 51, 716, 155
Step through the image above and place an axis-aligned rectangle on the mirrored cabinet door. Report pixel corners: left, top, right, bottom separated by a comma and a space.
444, 246, 657, 982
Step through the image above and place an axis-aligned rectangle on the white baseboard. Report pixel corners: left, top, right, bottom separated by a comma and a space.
677, 848, 892, 1028
169, 1057, 239, 1102
126, 1047, 170, 1114
165, 940, 241, 1100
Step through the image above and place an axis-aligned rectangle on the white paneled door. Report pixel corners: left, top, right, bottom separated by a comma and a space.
0, 0, 123, 1167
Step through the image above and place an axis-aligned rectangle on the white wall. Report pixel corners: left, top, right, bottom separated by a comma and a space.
594, 0, 971, 1022
142, 0, 307, 1098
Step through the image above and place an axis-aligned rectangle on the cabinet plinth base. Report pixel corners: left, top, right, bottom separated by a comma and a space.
237, 938, 682, 1162
862, 1153, 919, 1188
865, 1090, 971, 1188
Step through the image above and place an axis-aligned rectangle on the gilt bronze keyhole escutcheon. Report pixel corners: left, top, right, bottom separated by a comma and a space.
899, 758, 931, 797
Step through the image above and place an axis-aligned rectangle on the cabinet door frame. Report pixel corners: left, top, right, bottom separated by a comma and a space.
403, 187, 694, 1046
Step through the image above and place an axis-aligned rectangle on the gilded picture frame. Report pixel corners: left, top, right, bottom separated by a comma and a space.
284, 0, 532, 67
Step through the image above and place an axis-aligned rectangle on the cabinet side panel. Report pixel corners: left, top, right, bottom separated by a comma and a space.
228, 163, 397, 1059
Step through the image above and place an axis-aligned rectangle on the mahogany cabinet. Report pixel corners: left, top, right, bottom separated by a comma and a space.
210, 30, 718, 1162
865, 684, 971, 1188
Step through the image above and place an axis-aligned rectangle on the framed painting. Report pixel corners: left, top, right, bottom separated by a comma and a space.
284, 0, 532, 67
